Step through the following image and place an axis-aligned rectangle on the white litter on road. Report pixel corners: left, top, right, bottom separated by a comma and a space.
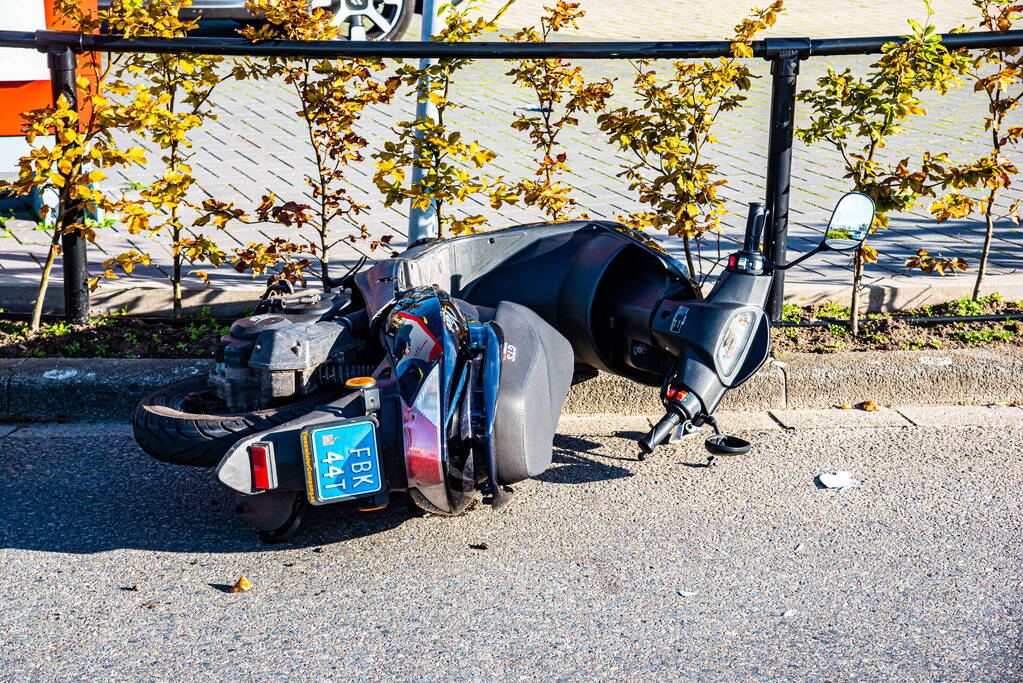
818, 471, 862, 490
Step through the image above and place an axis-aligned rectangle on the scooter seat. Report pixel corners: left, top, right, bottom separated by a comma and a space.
488, 301, 574, 485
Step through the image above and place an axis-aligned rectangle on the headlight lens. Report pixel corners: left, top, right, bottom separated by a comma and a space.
716, 311, 756, 376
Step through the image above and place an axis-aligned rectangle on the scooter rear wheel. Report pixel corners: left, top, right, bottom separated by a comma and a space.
133, 376, 332, 467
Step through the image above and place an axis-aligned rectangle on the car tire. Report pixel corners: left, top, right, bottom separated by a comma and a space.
333, 0, 414, 41
133, 376, 332, 468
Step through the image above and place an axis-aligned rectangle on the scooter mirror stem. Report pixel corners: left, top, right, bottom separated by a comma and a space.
767, 244, 825, 272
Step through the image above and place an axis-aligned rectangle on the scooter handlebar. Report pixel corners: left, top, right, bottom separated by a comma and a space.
639, 409, 683, 454
743, 202, 766, 252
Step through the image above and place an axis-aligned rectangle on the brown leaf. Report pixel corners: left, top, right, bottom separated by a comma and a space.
860, 400, 880, 412
227, 576, 253, 593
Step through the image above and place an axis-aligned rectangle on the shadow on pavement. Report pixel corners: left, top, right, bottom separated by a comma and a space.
537, 434, 634, 484
0, 429, 619, 553
0, 432, 415, 554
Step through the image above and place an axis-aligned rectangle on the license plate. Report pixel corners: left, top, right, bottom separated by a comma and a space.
301, 419, 384, 505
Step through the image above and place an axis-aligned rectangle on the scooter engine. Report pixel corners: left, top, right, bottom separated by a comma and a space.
208, 291, 368, 412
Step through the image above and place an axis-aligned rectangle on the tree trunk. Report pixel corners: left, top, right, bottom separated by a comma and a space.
973, 190, 997, 301
849, 252, 864, 337
172, 227, 182, 318
682, 234, 697, 281
320, 250, 331, 291
30, 240, 60, 333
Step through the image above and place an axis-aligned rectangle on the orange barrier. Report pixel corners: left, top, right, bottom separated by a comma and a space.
0, 0, 99, 137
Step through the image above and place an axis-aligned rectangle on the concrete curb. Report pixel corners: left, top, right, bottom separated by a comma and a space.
6, 273, 1023, 317
3, 348, 1021, 421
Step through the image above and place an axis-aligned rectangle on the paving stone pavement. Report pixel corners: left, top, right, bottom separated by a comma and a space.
1, 0, 1021, 308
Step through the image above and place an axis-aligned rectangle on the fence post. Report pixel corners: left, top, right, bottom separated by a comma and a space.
48, 46, 89, 325
762, 39, 809, 322
407, 0, 441, 244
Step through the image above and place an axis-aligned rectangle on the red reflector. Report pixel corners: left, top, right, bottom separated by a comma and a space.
249, 443, 277, 491
728, 255, 738, 268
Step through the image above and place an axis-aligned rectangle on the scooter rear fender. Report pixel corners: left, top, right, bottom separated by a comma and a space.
215, 385, 406, 496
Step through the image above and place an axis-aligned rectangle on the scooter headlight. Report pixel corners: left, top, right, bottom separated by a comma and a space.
716, 310, 756, 377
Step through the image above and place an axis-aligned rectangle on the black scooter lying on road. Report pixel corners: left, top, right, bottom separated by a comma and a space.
134, 192, 874, 541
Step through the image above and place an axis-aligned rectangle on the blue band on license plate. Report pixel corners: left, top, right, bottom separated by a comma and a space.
301, 419, 384, 505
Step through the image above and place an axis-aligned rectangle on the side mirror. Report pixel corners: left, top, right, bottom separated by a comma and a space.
772, 192, 876, 272
821, 192, 874, 252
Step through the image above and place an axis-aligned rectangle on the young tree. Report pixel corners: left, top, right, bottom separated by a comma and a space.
0, 0, 149, 331
926, 0, 1023, 300
201, 0, 401, 289
97, 0, 228, 316
505, 1, 613, 221
373, 0, 520, 237
796, 1, 969, 333
597, 2, 784, 281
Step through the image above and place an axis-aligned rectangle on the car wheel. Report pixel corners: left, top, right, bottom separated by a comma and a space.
331, 0, 414, 41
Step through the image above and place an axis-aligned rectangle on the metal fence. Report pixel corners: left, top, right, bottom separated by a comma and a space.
1, 26, 1023, 322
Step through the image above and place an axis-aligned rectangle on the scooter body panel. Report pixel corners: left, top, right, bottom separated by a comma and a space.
354, 221, 700, 386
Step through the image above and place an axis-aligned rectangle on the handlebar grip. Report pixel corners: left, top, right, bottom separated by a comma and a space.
639, 410, 683, 454
743, 202, 766, 252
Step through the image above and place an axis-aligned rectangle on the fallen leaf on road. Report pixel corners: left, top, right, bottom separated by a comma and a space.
312, 547, 326, 554
860, 400, 880, 412
838, 404, 852, 410
139, 602, 157, 609
227, 576, 253, 593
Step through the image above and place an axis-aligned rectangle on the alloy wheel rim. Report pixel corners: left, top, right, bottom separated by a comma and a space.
330, 0, 404, 38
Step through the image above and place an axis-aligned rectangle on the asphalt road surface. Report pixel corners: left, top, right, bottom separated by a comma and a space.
0, 415, 1021, 681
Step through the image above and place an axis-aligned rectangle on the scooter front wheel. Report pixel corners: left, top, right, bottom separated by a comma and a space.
133, 376, 333, 467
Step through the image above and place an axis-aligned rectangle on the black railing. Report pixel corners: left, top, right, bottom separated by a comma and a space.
1, 27, 1022, 323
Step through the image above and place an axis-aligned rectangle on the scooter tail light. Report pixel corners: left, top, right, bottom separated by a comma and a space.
249, 442, 278, 491
402, 364, 444, 488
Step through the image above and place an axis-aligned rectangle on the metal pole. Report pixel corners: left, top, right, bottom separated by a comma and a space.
763, 46, 803, 322
407, 0, 440, 243
3, 28, 1023, 60
47, 47, 89, 325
